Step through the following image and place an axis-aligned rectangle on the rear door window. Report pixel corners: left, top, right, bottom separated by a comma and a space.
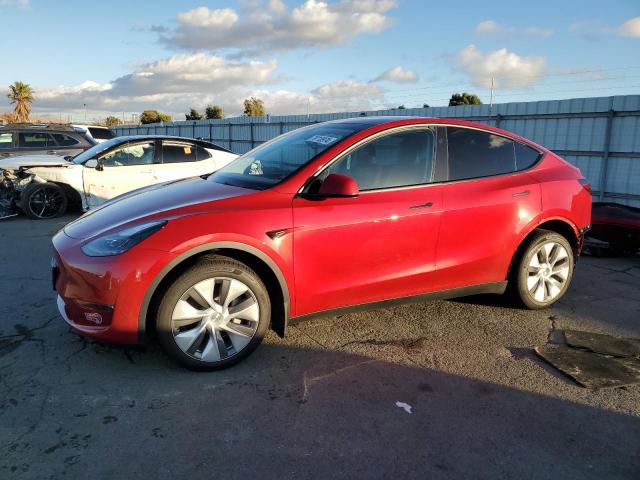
0, 132, 14, 149
446, 127, 516, 181
162, 142, 198, 163
18, 132, 56, 148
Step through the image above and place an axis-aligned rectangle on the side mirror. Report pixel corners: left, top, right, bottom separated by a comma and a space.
86, 158, 104, 171
318, 173, 359, 198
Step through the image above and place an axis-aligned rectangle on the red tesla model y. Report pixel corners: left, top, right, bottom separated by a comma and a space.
52, 117, 592, 369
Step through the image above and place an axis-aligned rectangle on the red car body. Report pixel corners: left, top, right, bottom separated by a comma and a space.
52, 117, 592, 346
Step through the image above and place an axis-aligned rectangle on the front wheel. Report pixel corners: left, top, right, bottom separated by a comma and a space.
513, 230, 574, 309
20, 182, 68, 219
156, 255, 271, 370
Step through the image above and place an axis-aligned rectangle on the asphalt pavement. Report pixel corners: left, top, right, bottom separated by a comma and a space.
1, 215, 639, 479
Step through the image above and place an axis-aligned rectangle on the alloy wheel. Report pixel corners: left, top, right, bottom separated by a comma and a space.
28, 185, 65, 219
527, 241, 570, 303
170, 277, 260, 362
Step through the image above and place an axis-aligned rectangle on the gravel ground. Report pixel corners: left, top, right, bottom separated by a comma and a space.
1, 215, 639, 479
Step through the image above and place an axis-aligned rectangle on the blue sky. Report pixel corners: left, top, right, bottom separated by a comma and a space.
1, 0, 639, 120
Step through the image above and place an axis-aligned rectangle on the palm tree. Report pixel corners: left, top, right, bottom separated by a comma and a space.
7, 81, 35, 123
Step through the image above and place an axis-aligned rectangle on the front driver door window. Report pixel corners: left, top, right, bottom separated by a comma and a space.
292, 127, 445, 316
83, 141, 159, 208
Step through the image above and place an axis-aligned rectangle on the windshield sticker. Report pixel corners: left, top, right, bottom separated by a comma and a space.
306, 135, 339, 146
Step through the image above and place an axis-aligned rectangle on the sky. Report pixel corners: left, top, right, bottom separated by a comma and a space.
0, 0, 639, 121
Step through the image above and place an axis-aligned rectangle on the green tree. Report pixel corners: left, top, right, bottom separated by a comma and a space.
448, 92, 482, 106
205, 104, 224, 119
7, 81, 34, 123
243, 97, 266, 117
185, 108, 203, 120
105, 116, 122, 127
397, 105, 406, 110
139, 110, 172, 124
422, 103, 430, 108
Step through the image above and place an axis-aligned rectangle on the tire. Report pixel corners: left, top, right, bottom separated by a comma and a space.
156, 255, 271, 370
20, 182, 68, 219
513, 229, 574, 309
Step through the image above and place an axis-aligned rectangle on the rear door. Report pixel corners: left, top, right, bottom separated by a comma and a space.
83, 140, 160, 208
154, 140, 215, 183
434, 126, 542, 290
292, 127, 445, 316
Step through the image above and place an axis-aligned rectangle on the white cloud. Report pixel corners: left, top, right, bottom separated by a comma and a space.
312, 79, 384, 99
455, 44, 546, 89
617, 16, 640, 38
268, 0, 286, 13
474, 20, 553, 37
22, 53, 279, 117
176, 7, 238, 28
570, 17, 640, 40
372, 66, 418, 83
158, 0, 398, 55
8, 52, 390, 119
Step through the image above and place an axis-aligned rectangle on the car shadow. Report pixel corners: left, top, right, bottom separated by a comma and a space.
2, 331, 640, 480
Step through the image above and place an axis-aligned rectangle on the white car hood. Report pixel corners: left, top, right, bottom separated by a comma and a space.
0, 155, 71, 170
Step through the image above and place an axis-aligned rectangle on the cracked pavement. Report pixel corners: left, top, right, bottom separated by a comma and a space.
1, 215, 639, 479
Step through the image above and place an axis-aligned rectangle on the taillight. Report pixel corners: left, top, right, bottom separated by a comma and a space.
579, 179, 591, 193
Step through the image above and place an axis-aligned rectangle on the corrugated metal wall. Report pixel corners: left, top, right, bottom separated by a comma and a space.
113, 94, 640, 207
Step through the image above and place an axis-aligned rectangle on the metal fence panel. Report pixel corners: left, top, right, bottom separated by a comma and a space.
113, 94, 640, 206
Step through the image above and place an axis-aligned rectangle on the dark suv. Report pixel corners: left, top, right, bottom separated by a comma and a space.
0, 124, 95, 158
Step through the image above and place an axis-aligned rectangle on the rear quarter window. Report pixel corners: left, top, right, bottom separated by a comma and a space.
53, 134, 80, 146
514, 142, 541, 170
89, 127, 115, 140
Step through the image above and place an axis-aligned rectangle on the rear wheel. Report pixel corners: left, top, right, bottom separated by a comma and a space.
513, 230, 574, 309
20, 182, 68, 219
156, 256, 271, 370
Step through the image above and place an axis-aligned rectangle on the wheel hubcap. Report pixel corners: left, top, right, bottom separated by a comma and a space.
527, 241, 570, 303
170, 277, 260, 362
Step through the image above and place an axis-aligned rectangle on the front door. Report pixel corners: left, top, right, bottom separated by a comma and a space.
292, 127, 444, 316
82, 140, 159, 208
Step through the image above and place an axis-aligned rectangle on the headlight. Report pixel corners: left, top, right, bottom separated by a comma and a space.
81, 221, 167, 257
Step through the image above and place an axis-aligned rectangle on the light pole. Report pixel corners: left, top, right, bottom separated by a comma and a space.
83, 104, 87, 123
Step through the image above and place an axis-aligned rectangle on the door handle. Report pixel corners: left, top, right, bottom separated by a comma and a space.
409, 202, 433, 210
46, 150, 58, 155
512, 190, 530, 197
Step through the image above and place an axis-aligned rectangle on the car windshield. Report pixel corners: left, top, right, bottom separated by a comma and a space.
209, 122, 367, 190
71, 137, 125, 164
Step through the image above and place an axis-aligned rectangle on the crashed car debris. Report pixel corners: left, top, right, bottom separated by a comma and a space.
0, 135, 237, 220
0, 167, 51, 219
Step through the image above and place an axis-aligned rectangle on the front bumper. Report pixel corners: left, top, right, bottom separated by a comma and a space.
52, 229, 176, 345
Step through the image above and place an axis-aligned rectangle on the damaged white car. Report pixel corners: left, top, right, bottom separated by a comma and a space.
0, 135, 237, 219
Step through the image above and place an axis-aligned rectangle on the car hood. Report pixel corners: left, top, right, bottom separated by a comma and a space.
63, 176, 253, 240
0, 154, 70, 170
